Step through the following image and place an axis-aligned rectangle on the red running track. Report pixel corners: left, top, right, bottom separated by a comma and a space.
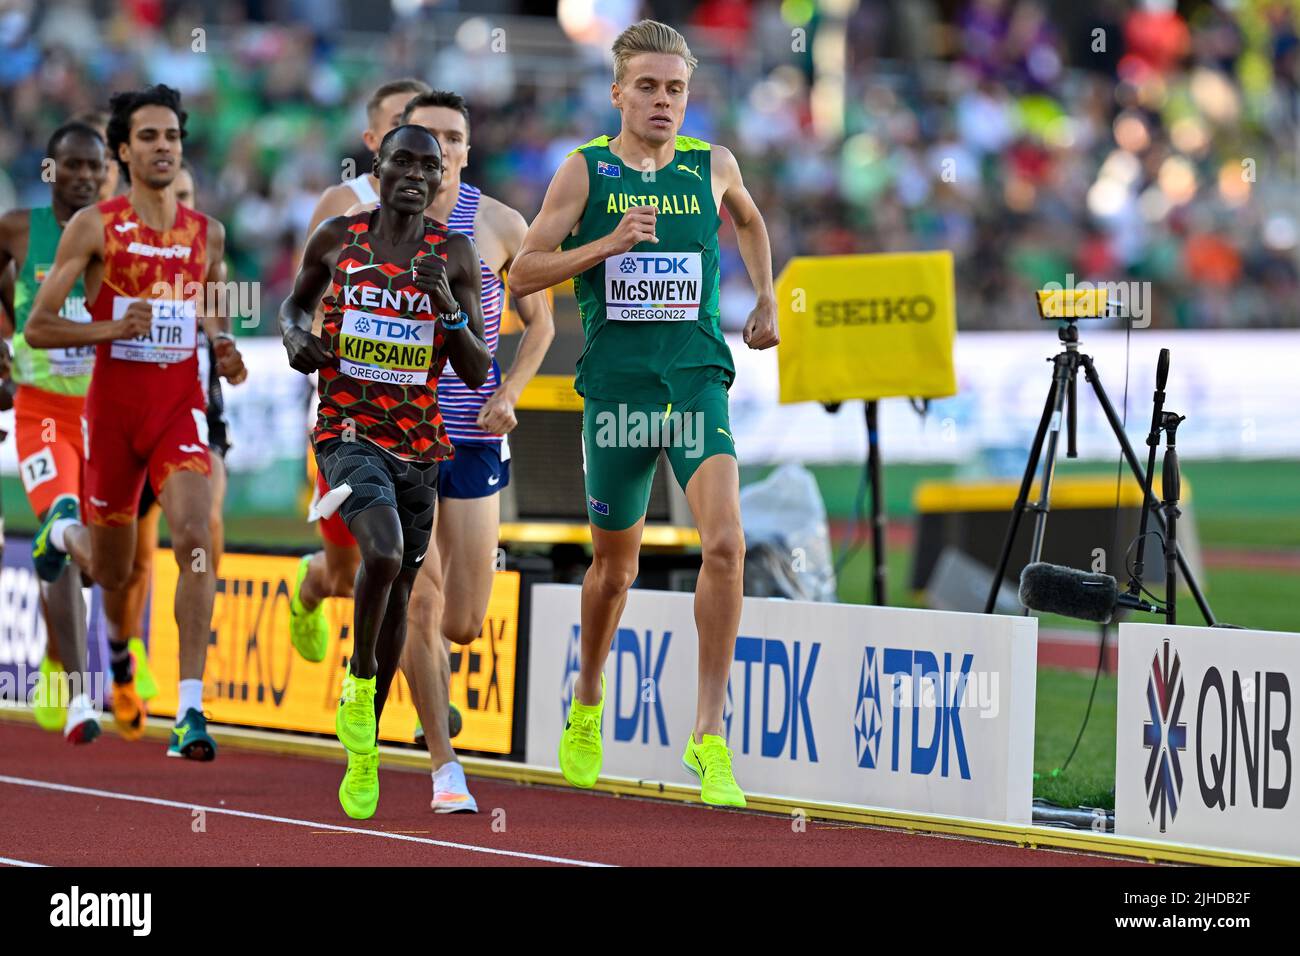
0, 722, 1137, 867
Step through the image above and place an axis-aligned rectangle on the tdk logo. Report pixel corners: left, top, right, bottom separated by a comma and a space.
854, 646, 973, 779
855, 647, 884, 768
726, 636, 819, 761
612, 628, 671, 745
623, 255, 691, 275
369, 318, 423, 341
561, 625, 672, 746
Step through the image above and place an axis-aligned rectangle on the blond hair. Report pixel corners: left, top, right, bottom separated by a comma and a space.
612, 20, 698, 84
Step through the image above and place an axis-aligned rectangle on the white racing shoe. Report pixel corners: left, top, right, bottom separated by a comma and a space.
63, 694, 101, 745
431, 760, 478, 814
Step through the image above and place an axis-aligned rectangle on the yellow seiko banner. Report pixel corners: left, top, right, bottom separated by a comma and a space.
147, 551, 520, 754
775, 252, 958, 404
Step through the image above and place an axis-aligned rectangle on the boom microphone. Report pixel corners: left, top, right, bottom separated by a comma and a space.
1018, 562, 1164, 624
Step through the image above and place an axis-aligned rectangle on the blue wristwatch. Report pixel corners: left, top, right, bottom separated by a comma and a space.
442, 310, 469, 331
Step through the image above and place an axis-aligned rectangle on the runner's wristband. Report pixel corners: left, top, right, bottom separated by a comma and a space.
442, 310, 469, 331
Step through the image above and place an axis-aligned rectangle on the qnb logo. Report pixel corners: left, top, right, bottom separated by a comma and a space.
50, 886, 151, 936
611, 627, 671, 745
814, 297, 935, 326
726, 636, 819, 761
1195, 664, 1291, 813
853, 646, 974, 779
1143, 640, 1186, 831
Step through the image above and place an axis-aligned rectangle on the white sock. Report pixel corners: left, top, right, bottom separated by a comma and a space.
49, 518, 78, 552
177, 679, 204, 720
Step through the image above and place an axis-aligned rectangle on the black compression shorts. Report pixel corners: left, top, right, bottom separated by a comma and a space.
313, 437, 439, 570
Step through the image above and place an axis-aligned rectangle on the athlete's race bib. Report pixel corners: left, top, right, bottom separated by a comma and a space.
49, 295, 96, 375
109, 296, 198, 364
337, 309, 435, 385
604, 251, 702, 322
34, 262, 96, 376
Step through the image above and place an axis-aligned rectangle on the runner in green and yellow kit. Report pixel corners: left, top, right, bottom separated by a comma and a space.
0, 121, 108, 743
511, 19, 780, 807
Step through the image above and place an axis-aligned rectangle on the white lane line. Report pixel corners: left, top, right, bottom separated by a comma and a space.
0, 775, 612, 867
0, 856, 46, 867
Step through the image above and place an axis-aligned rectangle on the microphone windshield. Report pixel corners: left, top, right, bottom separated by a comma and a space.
1018, 562, 1120, 624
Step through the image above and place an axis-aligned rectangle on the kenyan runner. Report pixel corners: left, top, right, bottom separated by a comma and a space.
280, 123, 489, 818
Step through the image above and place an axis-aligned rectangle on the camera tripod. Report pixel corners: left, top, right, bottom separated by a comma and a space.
982, 321, 1216, 625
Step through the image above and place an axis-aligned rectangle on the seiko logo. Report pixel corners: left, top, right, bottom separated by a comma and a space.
342, 284, 433, 314
814, 297, 936, 326
127, 241, 192, 259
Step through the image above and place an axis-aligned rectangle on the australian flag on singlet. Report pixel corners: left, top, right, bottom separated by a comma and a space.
596, 160, 621, 178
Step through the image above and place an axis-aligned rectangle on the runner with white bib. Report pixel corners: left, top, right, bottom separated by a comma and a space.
280, 123, 489, 819
25, 85, 247, 763
0, 120, 108, 744
509, 20, 781, 808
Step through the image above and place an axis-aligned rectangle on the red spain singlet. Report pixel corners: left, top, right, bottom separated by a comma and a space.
83, 195, 212, 526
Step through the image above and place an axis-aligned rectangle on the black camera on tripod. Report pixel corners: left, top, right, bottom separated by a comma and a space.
983, 290, 1217, 626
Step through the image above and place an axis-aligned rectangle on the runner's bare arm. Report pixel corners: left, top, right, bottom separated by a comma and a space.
716, 145, 779, 351
480, 203, 555, 435
0, 264, 13, 339
0, 213, 14, 403
304, 184, 364, 262
0, 338, 12, 411
26, 206, 149, 347
507, 154, 624, 298
201, 220, 247, 385
199, 218, 230, 338
0, 210, 27, 336
280, 217, 347, 374
0, 228, 12, 406
416, 231, 489, 389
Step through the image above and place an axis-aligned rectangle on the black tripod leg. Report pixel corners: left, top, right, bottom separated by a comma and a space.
1027, 357, 1074, 568
984, 365, 1063, 614
866, 401, 887, 606
1081, 355, 1216, 626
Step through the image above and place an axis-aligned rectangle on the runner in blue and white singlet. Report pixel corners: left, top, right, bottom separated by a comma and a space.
438, 182, 507, 451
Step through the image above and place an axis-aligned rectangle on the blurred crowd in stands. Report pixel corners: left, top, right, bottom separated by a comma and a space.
3, 0, 1299, 331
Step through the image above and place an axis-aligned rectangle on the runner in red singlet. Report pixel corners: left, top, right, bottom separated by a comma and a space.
25, 84, 247, 762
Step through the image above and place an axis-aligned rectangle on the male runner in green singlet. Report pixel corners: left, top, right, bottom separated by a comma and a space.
0, 122, 108, 741
511, 20, 780, 807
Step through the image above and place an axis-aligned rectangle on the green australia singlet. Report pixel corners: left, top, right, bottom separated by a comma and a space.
12, 206, 94, 395
563, 134, 734, 403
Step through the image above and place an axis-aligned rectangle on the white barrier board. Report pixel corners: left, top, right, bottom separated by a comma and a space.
1116, 622, 1300, 859
526, 586, 1038, 823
